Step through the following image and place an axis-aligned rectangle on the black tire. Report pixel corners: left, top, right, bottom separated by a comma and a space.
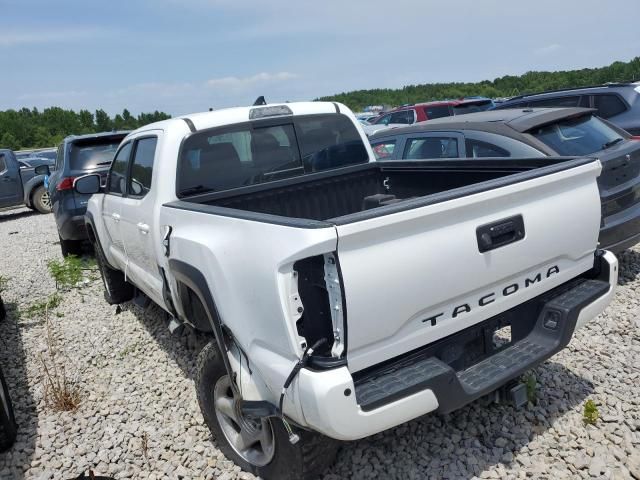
0, 365, 17, 452
196, 341, 339, 480
59, 235, 83, 257
31, 184, 51, 214
94, 240, 134, 305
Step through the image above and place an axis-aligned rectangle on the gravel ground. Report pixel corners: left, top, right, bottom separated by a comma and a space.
0, 207, 638, 480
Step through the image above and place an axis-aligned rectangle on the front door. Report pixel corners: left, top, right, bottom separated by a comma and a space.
118, 135, 164, 304
102, 142, 132, 271
0, 153, 22, 208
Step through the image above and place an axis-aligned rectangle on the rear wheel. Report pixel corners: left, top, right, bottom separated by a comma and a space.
94, 240, 134, 305
196, 341, 339, 480
0, 366, 17, 452
32, 185, 51, 213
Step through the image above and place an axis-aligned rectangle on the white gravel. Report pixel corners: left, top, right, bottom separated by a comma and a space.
0, 207, 639, 480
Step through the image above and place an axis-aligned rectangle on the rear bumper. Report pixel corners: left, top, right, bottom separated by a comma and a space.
599, 201, 640, 253
56, 212, 87, 241
296, 251, 617, 441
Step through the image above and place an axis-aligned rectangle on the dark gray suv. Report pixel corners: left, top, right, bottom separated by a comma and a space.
47, 132, 128, 256
494, 83, 640, 135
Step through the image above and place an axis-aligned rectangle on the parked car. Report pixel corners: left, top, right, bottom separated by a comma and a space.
369, 107, 640, 253
363, 97, 495, 136
45, 132, 128, 256
77, 101, 616, 479
0, 149, 51, 213
494, 83, 640, 135
18, 157, 55, 169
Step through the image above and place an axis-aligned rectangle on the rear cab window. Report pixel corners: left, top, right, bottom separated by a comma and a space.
529, 114, 625, 156
178, 114, 369, 196
424, 105, 451, 120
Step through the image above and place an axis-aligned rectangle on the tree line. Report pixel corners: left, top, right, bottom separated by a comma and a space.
319, 57, 640, 112
0, 108, 171, 151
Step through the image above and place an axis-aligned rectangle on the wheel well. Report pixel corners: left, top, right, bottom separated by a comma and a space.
177, 282, 215, 333
27, 182, 44, 205
86, 223, 97, 244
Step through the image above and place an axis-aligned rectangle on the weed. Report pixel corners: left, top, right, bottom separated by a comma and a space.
23, 293, 62, 318
524, 373, 537, 405
39, 313, 82, 412
0, 275, 8, 293
48, 256, 84, 289
583, 399, 599, 425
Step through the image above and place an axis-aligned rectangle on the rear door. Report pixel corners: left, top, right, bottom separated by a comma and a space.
118, 134, 164, 303
336, 159, 603, 372
0, 153, 22, 207
102, 142, 132, 271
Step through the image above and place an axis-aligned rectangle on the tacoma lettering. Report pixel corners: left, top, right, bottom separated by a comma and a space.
422, 265, 560, 326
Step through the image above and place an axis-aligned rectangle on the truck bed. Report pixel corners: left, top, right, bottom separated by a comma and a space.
170, 157, 586, 224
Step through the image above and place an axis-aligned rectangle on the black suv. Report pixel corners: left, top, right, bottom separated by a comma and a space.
495, 83, 640, 135
47, 132, 128, 256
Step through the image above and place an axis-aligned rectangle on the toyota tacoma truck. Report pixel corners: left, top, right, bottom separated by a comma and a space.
0, 149, 51, 213
77, 101, 617, 479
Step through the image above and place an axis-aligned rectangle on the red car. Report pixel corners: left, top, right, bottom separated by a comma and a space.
370, 97, 494, 126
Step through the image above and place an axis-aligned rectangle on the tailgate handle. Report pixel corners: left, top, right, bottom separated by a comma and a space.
476, 215, 525, 253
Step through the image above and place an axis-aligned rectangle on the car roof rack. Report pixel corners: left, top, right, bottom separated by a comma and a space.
507, 82, 636, 101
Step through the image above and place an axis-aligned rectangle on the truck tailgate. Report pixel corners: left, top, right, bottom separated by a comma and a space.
336, 159, 603, 373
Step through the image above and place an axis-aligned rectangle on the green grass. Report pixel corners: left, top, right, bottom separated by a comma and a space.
47, 255, 98, 290
524, 374, 537, 405
583, 399, 599, 425
0, 275, 8, 293
23, 293, 62, 318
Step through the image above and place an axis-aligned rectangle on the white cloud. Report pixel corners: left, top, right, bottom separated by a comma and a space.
206, 72, 298, 89
533, 44, 561, 56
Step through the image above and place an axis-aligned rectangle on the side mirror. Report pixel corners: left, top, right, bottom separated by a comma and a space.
74, 174, 101, 194
34, 164, 50, 176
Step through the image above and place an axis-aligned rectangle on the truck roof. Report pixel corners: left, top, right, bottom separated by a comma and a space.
126, 102, 347, 139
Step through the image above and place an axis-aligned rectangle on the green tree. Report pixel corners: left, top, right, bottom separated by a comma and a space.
95, 109, 112, 131
0, 132, 20, 150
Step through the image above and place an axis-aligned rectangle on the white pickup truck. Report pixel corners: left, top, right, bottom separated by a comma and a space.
77, 101, 617, 479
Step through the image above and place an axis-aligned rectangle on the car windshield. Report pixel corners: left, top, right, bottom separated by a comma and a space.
529, 115, 624, 156
178, 113, 369, 195
69, 140, 122, 171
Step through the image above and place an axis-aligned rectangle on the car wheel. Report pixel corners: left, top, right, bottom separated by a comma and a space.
32, 185, 51, 213
0, 365, 17, 452
94, 239, 134, 305
59, 235, 83, 257
196, 341, 339, 480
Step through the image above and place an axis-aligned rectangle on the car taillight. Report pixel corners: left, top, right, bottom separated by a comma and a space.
56, 177, 76, 191
631, 136, 640, 141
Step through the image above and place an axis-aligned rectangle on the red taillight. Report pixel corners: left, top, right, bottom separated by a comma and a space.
56, 177, 76, 191
631, 136, 640, 141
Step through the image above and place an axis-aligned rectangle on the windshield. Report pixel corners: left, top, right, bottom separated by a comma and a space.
530, 115, 625, 156
69, 139, 122, 171
178, 113, 369, 196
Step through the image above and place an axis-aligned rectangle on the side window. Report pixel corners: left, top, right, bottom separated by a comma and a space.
465, 139, 510, 158
594, 94, 627, 119
107, 142, 132, 195
389, 111, 413, 124
371, 140, 397, 160
55, 144, 64, 171
425, 105, 451, 120
404, 137, 459, 159
529, 96, 581, 108
0, 154, 6, 172
375, 114, 392, 125
128, 138, 157, 198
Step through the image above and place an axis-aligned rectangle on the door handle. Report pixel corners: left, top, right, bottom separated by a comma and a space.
476, 215, 525, 253
111, 213, 120, 222
137, 222, 150, 234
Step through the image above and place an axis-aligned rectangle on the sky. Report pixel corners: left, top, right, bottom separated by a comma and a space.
0, 0, 639, 116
